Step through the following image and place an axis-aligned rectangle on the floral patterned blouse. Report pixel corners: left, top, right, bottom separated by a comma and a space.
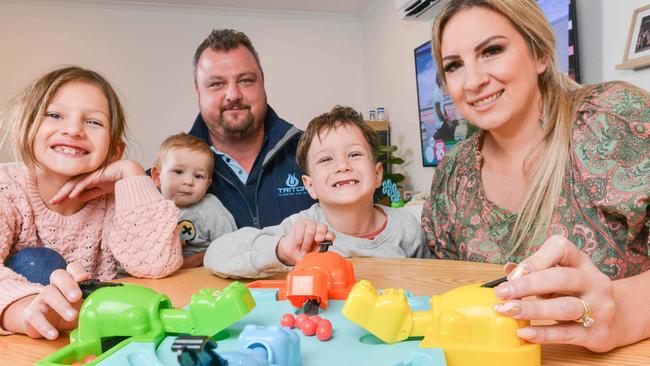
421, 82, 649, 279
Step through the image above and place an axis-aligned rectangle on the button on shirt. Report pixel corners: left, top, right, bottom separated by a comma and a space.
211, 146, 249, 184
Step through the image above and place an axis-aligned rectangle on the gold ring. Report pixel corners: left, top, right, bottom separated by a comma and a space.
575, 298, 594, 328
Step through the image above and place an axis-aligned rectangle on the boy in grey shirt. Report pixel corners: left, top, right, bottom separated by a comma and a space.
152, 133, 236, 268
204, 106, 428, 278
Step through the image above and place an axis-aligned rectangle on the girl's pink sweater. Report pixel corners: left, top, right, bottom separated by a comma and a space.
0, 163, 183, 333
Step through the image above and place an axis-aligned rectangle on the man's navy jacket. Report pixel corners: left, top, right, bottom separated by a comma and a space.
189, 106, 316, 229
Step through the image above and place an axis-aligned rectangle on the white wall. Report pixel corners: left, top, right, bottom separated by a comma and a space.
361, 1, 434, 193
0, 0, 364, 165
1, 0, 647, 194
601, 0, 650, 88
361, 0, 650, 194
574, 0, 603, 84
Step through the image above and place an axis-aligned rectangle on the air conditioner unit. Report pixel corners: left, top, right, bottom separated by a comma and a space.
395, 0, 441, 20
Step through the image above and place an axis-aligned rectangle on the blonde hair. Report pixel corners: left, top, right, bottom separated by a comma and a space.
5, 66, 126, 170
154, 133, 214, 175
432, 0, 587, 257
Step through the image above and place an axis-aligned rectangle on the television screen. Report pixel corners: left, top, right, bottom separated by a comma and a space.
539, 0, 580, 81
414, 41, 478, 167
415, 0, 579, 167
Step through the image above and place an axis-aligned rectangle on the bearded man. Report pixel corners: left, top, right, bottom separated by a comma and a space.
189, 29, 315, 228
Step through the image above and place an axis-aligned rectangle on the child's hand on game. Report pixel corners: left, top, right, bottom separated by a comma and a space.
276, 220, 335, 265
2, 263, 90, 339
50, 159, 145, 204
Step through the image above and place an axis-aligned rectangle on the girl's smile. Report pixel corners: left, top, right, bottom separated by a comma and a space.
33, 81, 111, 182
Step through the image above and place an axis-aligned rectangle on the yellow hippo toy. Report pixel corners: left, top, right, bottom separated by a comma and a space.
342, 280, 540, 366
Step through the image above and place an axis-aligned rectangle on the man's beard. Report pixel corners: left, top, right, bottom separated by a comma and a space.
210, 103, 257, 140
220, 111, 255, 137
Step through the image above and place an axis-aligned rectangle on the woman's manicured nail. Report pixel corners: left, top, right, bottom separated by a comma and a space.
507, 263, 531, 281
516, 327, 537, 340
494, 301, 521, 315
494, 283, 512, 298
46, 329, 58, 339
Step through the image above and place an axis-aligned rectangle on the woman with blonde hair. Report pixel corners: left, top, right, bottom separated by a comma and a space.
422, 0, 649, 351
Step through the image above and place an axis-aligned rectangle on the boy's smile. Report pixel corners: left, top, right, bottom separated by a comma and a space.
332, 179, 359, 188
302, 123, 382, 207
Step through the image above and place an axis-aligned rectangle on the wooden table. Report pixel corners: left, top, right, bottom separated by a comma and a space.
1, 258, 649, 365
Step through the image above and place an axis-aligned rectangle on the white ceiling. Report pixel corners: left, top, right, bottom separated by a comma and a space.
86, 0, 383, 17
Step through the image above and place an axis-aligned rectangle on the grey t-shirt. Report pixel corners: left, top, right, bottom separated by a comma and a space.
178, 193, 236, 256
204, 203, 430, 278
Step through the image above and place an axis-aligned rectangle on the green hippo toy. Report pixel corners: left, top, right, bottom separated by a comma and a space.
37, 281, 255, 366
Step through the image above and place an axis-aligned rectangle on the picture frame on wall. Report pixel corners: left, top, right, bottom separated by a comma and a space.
617, 4, 650, 70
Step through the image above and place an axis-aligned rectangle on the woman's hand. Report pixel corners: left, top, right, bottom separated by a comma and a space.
493, 235, 621, 352
50, 160, 145, 204
2, 263, 90, 339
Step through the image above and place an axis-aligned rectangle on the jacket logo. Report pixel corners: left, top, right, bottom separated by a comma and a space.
277, 173, 307, 197
285, 173, 299, 187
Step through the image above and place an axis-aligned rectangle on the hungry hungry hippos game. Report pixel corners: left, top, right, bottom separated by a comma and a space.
37, 250, 540, 366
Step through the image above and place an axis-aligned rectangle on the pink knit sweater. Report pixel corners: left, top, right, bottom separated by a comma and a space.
0, 163, 183, 334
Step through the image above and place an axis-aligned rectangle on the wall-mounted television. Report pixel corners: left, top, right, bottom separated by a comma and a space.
415, 0, 580, 167
540, 0, 581, 82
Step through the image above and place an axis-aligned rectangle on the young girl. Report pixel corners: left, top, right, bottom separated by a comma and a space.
0, 66, 183, 340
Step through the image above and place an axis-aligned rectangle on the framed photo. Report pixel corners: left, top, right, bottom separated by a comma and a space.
617, 4, 650, 70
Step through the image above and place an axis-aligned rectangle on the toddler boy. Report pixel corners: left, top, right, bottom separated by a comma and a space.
204, 106, 428, 278
152, 133, 236, 268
